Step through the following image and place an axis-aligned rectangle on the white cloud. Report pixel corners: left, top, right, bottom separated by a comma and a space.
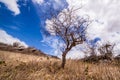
32, 0, 44, 5
0, 0, 20, 15
66, 0, 120, 31
45, 0, 120, 59
42, 35, 90, 59
65, 0, 120, 58
53, 0, 66, 10
32, 0, 67, 11
41, 35, 64, 58
0, 29, 28, 47
67, 0, 120, 35
66, 44, 88, 59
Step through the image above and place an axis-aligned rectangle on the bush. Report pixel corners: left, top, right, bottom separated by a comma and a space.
82, 55, 99, 63
114, 55, 120, 66
0, 60, 5, 65
82, 54, 114, 63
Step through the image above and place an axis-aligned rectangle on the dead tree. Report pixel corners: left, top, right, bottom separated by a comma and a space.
98, 42, 115, 61
46, 8, 90, 68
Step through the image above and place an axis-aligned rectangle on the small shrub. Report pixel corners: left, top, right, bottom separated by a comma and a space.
0, 60, 5, 65
82, 55, 99, 63
114, 55, 120, 66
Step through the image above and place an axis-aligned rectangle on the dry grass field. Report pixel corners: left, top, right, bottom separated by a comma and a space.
0, 50, 120, 80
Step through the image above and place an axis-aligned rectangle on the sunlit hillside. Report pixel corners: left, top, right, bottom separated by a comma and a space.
0, 0, 120, 80
0, 50, 120, 80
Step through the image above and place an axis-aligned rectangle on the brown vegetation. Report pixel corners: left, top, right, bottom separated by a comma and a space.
0, 50, 120, 80
0, 42, 58, 59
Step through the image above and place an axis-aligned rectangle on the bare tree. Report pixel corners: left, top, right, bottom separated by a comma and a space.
84, 44, 97, 56
46, 8, 90, 68
98, 42, 115, 61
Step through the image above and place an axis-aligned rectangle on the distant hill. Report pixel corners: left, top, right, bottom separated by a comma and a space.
0, 42, 59, 59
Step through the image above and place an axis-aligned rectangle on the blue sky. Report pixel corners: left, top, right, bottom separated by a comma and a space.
0, 0, 120, 58
0, 0, 68, 54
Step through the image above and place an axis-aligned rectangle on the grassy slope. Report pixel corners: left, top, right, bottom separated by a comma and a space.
0, 50, 120, 80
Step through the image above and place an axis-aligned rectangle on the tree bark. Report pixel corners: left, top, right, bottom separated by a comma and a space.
61, 53, 66, 69
61, 45, 74, 69
61, 48, 70, 69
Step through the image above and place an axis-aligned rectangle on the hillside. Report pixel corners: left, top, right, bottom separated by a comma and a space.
0, 50, 120, 80
0, 42, 58, 59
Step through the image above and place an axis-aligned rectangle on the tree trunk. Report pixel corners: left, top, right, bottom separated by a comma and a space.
61, 46, 73, 69
61, 53, 66, 69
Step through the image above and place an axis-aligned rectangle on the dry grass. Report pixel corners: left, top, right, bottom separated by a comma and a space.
0, 50, 120, 80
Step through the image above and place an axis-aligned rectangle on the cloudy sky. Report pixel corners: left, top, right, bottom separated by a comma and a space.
0, 0, 120, 58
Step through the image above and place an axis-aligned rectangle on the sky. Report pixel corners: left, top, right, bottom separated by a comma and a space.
0, 0, 120, 58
